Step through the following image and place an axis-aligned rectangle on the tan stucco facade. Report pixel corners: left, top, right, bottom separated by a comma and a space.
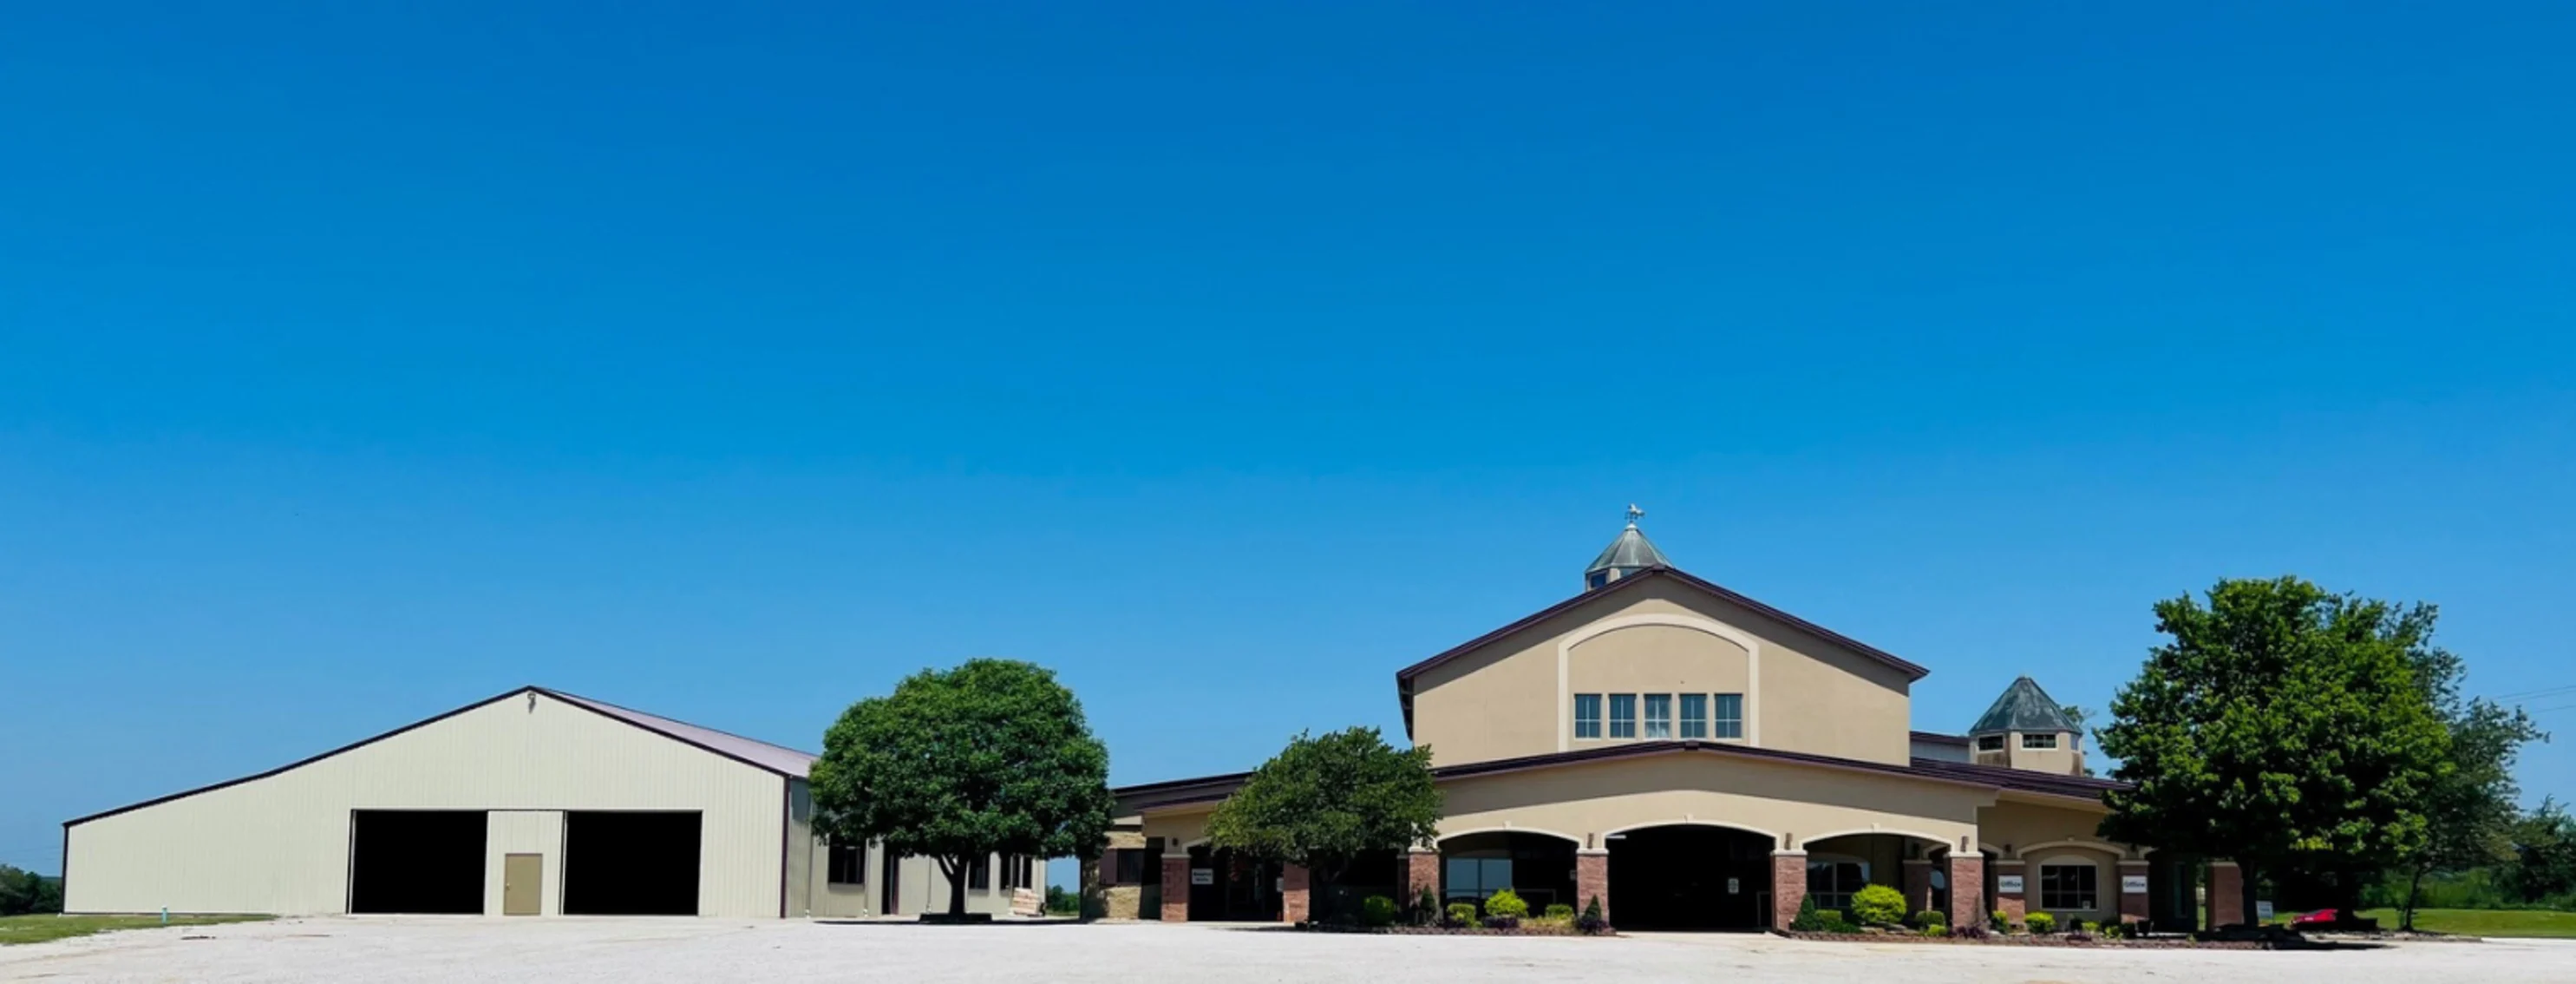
1435, 753, 1984, 851
1408, 577, 1915, 767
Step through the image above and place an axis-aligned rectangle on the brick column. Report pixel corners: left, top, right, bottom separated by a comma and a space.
1575, 849, 1610, 924
1901, 859, 1933, 918
1945, 853, 1985, 931
2117, 861, 2150, 926
1991, 860, 2026, 927
1281, 864, 1311, 923
1405, 849, 1440, 915
1769, 850, 1807, 931
2208, 862, 2245, 928
1160, 854, 1191, 922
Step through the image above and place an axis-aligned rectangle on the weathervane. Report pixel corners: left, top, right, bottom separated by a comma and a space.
1626, 503, 1644, 527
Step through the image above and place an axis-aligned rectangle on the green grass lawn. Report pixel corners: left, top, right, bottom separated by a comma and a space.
2354, 908, 2576, 939
0, 914, 271, 946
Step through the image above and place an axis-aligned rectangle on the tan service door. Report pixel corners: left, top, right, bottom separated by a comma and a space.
503, 853, 545, 915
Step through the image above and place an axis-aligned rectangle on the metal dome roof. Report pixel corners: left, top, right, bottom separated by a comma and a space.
1585, 507, 1671, 577
1967, 676, 2080, 736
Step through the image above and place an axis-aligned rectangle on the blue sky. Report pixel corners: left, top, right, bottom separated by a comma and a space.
5, 3, 2573, 884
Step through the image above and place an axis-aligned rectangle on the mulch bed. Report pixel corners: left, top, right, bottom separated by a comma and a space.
1781, 930, 2265, 949
1296, 922, 1608, 937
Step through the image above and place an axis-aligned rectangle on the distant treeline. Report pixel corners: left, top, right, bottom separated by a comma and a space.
0, 865, 64, 915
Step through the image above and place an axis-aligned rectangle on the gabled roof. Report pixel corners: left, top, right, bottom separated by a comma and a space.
1967, 676, 2078, 736
1110, 741, 2128, 815
66, 686, 816, 826
1393, 566, 1929, 733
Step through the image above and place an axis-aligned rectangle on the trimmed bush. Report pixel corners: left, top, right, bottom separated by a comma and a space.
1414, 887, 1440, 926
1909, 909, 1948, 929
2024, 911, 2056, 934
1360, 895, 1396, 928
1483, 888, 1530, 919
1816, 909, 1854, 934
2079, 920, 2101, 935
1990, 909, 2010, 930
1919, 924, 1946, 937
1848, 884, 1907, 926
1543, 903, 1575, 921
1789, 895, 1828, 932
1577, 895, 1611, 935
1445, 902, 1478, 927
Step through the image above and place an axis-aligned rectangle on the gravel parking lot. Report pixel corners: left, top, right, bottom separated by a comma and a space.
6, 917, 2572, 983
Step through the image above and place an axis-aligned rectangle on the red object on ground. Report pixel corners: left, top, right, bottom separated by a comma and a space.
2291, 909, 2346, 926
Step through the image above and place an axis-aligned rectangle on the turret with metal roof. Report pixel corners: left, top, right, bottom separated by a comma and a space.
1968, 676, 2080, 736
1965, 676, 2088, 776
1584, 504, 1670, 590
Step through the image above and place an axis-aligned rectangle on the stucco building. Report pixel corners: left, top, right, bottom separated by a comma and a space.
63, 687, 1039, 919
1091, 515, 2220, 931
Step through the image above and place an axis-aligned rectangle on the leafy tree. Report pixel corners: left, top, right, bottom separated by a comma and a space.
2389, 636, 2544, 930
2060, 704, 2098, 776
1204, 726, 1441, 902
2505, 798, 2576, 904
2096, 576, 2452, 929
810, 659, 1113, 917
0, 865, 61, 916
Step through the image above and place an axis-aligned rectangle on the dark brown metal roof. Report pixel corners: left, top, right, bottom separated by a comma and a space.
1909, 730, 1972, 746
1111, 740, 2126, 816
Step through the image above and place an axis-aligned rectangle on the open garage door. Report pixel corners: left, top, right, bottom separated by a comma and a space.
350, 810, 488, 914
1606, 825, 1772, 930
563, 811, 702, 915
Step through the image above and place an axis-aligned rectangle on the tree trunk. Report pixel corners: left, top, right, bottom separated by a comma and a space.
2239, 862, 2261, 929
2402, 864, 2425, 932
938, 856, 969, 917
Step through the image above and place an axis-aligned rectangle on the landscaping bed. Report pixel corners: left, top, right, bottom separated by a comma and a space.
1779, 928, 2262, 949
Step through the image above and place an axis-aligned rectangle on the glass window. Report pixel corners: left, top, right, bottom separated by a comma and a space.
1977, 735, 2005, 752
1573, 693, 1603, 739
1679, 693, 1708, 738
2023, 733, 2059, 750
827, 843, 866, 885
1644, 694, 1673, 738
1807, 858, 1870, 911
1444, 856, 1514, 902
1110, 849, 1147, 885
2040, 863, 2097, 911
1711, 692, 1743, 739
969, 854, 991, 890
1608, 694, 1638, 738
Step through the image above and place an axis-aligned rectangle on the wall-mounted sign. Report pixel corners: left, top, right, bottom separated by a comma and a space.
1996, 875, 2025, 894
1727, 878, 1740, 895
2256, 901, 2275, 922
1190, 869, 1214, 886
2122, 875, 2149, 895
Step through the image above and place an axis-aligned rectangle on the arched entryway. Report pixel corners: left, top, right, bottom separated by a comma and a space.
1438, 831, 1578, 912
1605, 824, 1772, 929
1801, 832, 1951, 925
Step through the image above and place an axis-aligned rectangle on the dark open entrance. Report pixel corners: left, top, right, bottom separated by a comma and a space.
1186, 844, 1280, 922
563, 811, 702, 915
1440, 832, 1578, 912
349, 810, 487, 914
1606, 825, 1772, 930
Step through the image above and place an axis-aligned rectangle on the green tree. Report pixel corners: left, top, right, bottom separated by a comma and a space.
2096, 576, 2452, 930
809, 659, 1113, 917
0, 865, 61, 916
2390, 635, 2544, 930
1205, 726, 1441, 903
2505, 798, 2576, 903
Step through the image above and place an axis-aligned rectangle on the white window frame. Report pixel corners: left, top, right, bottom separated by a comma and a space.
1678, 693, 1708, 738
1710, 692, 1743, 739
1572, 693, 1603, 739
2023, 732, 2059, 750
1608, 694, 1638, 738
1643, 693, 1673, 738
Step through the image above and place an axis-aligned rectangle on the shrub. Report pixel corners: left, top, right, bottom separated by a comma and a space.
1577, 895, 1611, 935
1816, 909, 1854, 934
1543, 903, 1575, 921
1445, 902, 1478, 927
1788, 895, 1828, 932
1910, 909, 1948, 929
1414, 886, 1441, 926
2079, 920, 2101, 934
1481, 914, 1520, 930
2024, 912, 2056, 934
1483, 888, 1530, 919
1360, 895, 1397, 928
1849, 884, 1908, 926
1990, 909, 2010, 930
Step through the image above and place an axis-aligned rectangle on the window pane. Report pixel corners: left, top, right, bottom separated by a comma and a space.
1573, 693, 1603, 739
2023, 733, 2057, 749
1711, 693, 1742, 739
1644, 694, 1672, 738
1446, 858, 1480, 896
1609, 694, 1638, 738
1679, 693, 1707, 738
1481, 858, 1513, 893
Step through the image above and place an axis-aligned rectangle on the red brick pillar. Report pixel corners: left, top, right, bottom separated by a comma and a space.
2208, 862, 2245, 928
1281, 864, 1311, 923
1770, 850, 1807, 931
1405, 849, 1439, 915
1945, 853, 1985, 931
1160, 854, 1191, 922
1575, 849, 1610, 924
1991, 860, 2027, 928
1901, 859, 1933, 918
2117, 861, 2149, 926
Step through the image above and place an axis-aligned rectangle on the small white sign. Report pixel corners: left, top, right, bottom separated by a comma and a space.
1997, 875, 2025, 894
2256, 901, 2276, 922
1190, 869, 1214, 886
2122, 875, 2148, 895
1726, 877, 1740, 895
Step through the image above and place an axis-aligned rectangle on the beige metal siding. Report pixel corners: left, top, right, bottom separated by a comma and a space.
64, 692, 788, 917
484, 810, 565, 915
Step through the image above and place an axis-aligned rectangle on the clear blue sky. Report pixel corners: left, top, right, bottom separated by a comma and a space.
5, 3, 2573, 883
